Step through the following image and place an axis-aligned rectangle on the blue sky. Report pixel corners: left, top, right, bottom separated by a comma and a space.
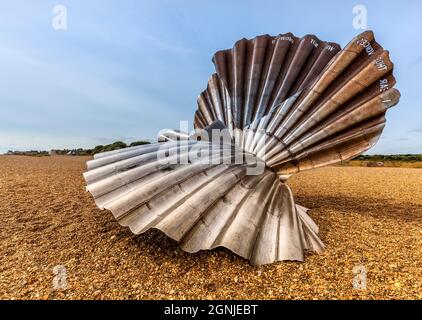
0, 0, 421, 154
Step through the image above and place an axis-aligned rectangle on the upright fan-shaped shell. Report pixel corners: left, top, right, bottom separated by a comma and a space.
240, 31, 400, 175
194, 31, 400, 175
83, 31, 400, 266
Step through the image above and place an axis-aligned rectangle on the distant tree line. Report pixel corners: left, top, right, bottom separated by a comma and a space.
48, 140, 151, 156
89, 141, 150, 154
6, 150, 49, 157
353, 154, 422, 162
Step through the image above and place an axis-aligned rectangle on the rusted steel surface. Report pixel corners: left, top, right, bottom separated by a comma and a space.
84, 31, 400, 265
195, 33, 341, 130
195, 31, 400, 175
257, 32, 399, 174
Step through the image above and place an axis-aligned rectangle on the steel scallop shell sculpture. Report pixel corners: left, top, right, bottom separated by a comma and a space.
83, 31, 400, 266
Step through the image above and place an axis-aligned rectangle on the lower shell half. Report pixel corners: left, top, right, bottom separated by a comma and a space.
83, 141, 323, 266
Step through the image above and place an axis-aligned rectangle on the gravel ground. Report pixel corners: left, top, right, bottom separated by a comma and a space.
0, 155, 421, 300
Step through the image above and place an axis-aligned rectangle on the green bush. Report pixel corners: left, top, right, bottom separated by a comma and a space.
129, 141, 150, 147
89, 140, 151, 154
101, 141, 127, 152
